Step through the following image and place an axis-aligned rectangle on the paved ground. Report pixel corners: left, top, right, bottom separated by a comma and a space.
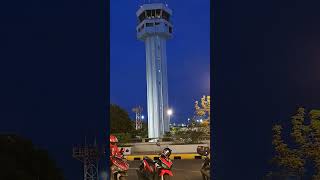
127, 159, 203, 180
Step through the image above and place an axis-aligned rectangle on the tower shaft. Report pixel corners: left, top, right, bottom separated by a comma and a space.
145, 35, 169, 138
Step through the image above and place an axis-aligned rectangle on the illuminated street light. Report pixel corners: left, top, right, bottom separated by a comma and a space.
166, 109, 173, 134
141, 115, 145, 120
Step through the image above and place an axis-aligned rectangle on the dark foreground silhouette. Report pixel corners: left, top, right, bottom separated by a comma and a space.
0, 134, 64, 180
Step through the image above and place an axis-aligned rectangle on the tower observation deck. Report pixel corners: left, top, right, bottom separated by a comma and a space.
136, 2, 173, 139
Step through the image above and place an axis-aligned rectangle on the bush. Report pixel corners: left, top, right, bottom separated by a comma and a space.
172, 128, 206, 144
113, 133, 132, 143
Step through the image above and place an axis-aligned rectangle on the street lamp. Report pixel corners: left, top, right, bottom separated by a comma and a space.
167, 109, 173, 133
141, 115, 145, 120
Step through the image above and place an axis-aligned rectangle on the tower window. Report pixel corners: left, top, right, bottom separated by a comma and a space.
155, 22, 160, 25
146, 10, 151, 18
169, 27, 172, 33
151, 10, 156, 18
156, 9, 161, 18
146, 23, 153, 27
162, 11, 170, 21
139, 12, 146, 22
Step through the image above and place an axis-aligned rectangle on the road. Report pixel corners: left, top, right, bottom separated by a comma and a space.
127, 159, 204, 180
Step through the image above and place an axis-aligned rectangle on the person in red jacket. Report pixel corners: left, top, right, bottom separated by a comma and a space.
110, 134, 124, 158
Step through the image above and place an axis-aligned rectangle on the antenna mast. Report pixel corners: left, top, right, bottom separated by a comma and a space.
132, 106, 143, 130
73, 138, 101, 180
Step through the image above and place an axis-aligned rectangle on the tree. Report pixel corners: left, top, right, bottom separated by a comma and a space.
195, 95, 210, 122
0, 134, 64, 180
194, 95, 211, 135
110, 104, 134, 134
269, 107, 320, 179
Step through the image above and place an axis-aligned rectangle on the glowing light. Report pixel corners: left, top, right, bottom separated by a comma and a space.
167, 109, 173, 116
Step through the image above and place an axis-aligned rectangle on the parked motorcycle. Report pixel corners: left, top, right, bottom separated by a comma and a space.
197, 146, 210, 180
110, 148, 129, 180
136, 143, 173, 180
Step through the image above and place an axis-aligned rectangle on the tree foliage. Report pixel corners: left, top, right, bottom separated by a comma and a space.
193, 95, 211, 135
270, 107, 320, 179
110, 104, 134, 134
195, 95, 210, 121
0, 134, 64, 180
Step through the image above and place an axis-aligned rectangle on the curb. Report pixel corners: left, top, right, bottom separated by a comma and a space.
124, 154, 203, 161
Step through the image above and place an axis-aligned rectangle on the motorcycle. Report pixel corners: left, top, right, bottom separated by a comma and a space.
197, 146, 210, 180
110, 148, 129, 180
136, 143, 173, 180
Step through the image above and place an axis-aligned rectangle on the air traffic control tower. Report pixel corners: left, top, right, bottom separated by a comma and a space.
136, 2, 173, 140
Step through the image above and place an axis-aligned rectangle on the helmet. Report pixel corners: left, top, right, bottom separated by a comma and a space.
161, 148, 172, 158
110, 135, 118, 143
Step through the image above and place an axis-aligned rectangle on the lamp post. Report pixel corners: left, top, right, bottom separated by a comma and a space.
167, 109, 173, 133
